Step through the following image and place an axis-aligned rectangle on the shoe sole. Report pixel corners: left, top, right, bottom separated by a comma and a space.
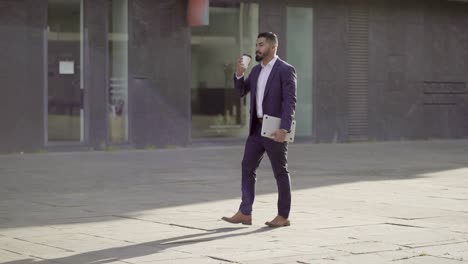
265, 221, 290, 228
221, 217, 252, 226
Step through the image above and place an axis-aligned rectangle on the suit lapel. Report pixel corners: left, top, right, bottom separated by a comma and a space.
263, 59, 281, 98
251, 66, 261, 100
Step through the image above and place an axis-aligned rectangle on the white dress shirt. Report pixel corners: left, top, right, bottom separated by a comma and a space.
255, 56, 278, 118
236, 56, 279, 118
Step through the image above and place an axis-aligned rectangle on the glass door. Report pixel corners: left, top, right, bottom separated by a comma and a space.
47, 0, 84, 142
287, 6, 313, 137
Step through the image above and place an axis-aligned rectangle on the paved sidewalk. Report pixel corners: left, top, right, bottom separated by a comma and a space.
0, 140, 467, 264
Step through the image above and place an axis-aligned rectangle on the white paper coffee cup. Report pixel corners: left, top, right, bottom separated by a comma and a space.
241, 54, 252, 69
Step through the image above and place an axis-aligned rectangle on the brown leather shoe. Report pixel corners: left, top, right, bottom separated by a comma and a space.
265, 215, 290, 228
221, 211, 252, 225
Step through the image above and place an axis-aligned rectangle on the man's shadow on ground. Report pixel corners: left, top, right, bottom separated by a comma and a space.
2, 226, 275, 264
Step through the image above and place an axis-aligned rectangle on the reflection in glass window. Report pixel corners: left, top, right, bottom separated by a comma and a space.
191, 1, 259, 138
287, 6, 313, 137
108, 0, 128, 143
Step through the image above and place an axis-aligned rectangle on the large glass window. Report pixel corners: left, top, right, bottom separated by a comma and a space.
287, 6, 313, 137
108, 0, 129, 143
191, 1, 259, 138
47, 0, 83, 142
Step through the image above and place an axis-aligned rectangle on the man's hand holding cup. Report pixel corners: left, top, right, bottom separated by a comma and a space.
236, 54, 251, 78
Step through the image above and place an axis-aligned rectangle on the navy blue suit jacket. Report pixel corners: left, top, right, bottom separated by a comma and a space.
234, 58, 297, 136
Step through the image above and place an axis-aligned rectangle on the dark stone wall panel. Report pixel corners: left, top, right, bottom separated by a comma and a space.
0, 0, 46, 153
129, 0, 191, 148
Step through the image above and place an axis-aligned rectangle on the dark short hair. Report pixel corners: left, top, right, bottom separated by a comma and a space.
257, 32, 278, 45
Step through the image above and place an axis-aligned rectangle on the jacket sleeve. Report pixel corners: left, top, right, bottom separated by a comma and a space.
233, 73, 251, 98
280, 66, 297, 132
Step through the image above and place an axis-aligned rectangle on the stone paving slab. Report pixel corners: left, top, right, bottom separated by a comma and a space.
1, 140, 468, 263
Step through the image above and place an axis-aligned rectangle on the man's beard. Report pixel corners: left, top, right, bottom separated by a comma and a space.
255, 54, 263, 62
255, 50, 269, 62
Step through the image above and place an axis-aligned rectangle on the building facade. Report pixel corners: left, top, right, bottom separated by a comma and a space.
1, 0, 467, 153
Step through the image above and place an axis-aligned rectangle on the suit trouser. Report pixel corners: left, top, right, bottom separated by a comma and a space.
239, 120, 292, 218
